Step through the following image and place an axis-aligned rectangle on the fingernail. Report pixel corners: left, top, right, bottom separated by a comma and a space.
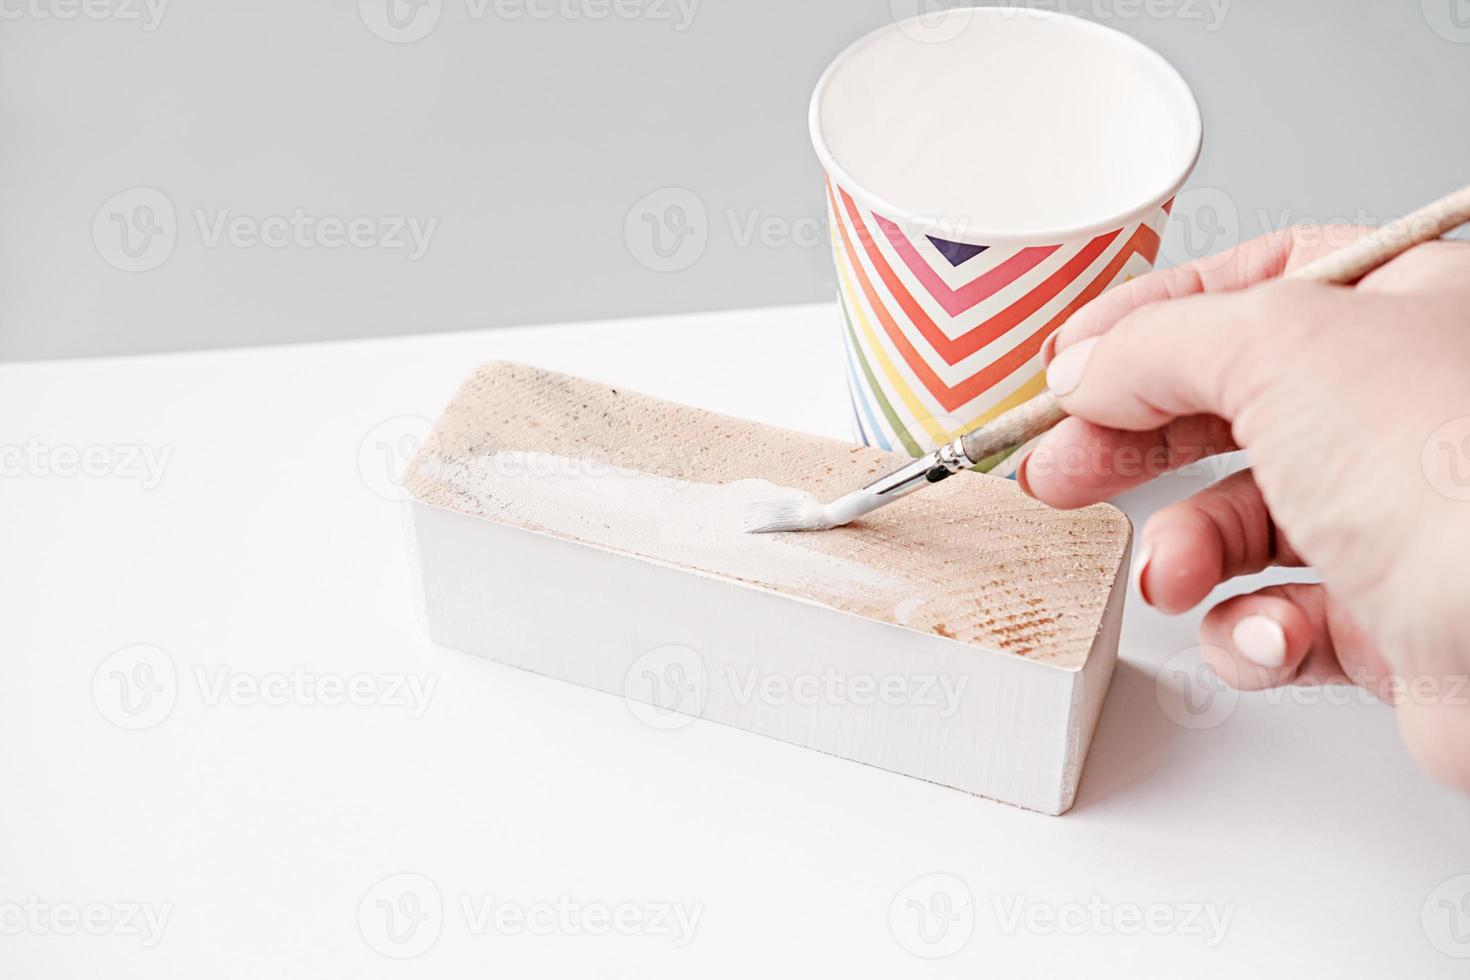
1041, 331, 1061, 365
1046, 336, 1097, 396
1232, 614, 1287, 669
1135, 543, 1154, 606
1016, 450, 1035, 497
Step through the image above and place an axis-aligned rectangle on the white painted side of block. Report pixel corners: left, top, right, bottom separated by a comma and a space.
408, 500, 1118, 815
1055, 557, 1130, 814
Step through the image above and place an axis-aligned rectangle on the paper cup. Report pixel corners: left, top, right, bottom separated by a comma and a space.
811, 8, 1201, 466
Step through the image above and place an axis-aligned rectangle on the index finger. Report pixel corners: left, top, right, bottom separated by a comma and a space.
1042, 224, 1378, 362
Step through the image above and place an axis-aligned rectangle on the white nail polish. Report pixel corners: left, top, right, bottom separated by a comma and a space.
1045, 336, 1097, 396
1232, 614, 1286, 669
1134, 543, 1154, 606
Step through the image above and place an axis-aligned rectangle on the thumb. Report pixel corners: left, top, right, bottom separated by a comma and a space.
1044, 280, 1341, 433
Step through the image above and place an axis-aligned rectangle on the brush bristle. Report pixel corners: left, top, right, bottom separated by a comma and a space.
740, 496, 835, 534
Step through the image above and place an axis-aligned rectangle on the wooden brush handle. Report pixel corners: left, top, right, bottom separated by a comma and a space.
960, 180, 1470, 464
960, 390, 1068, 463
1287, 182, 1470, 285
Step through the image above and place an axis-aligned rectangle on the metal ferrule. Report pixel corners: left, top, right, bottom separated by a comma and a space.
869, 437, 974, 500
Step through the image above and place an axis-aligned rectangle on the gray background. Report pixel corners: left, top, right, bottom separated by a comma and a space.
2, 0, 1468, 361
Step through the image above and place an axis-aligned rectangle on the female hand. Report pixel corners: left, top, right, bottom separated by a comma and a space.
1019, 226, 1470, 789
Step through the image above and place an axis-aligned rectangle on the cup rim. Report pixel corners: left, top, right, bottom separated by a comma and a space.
809, 8, 1203, 246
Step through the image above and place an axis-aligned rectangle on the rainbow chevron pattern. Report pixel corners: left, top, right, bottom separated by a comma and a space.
828, 178, 1172, 464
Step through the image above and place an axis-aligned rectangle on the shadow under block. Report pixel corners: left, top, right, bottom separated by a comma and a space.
404, 363, 1132, 815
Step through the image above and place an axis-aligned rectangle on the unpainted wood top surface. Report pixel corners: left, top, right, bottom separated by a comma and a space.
407, 362, 1131, 667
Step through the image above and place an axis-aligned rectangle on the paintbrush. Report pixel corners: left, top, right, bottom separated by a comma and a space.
743, 181, 1470, 533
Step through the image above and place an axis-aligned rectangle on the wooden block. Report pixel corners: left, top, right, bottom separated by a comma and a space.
404, 362, 1131, 814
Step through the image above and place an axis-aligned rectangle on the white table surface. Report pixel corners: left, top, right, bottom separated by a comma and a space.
4, 303, 1468, 978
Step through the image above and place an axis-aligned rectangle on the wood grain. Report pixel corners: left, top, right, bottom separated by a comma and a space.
408, 362, 1131, 668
